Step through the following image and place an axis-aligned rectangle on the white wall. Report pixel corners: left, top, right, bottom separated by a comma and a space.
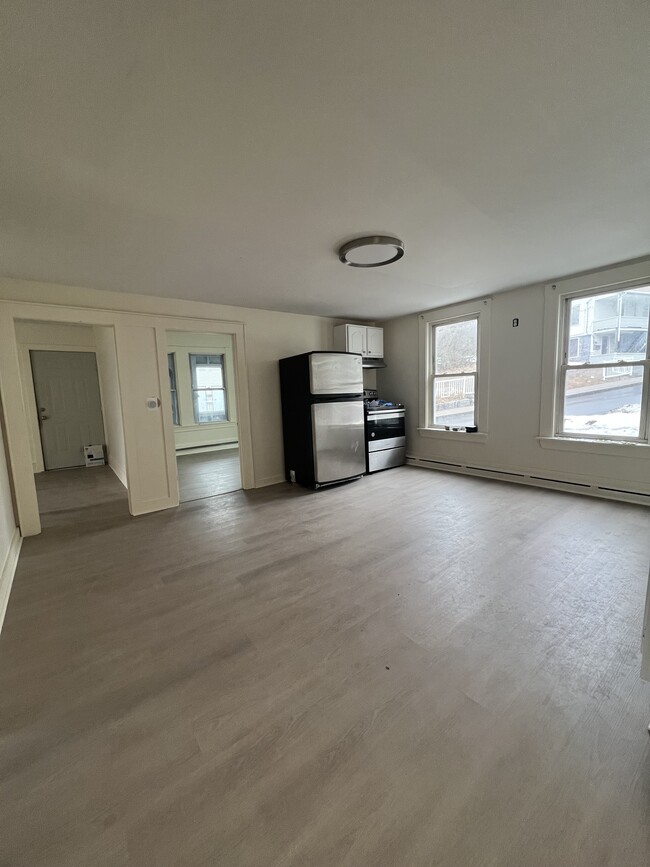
166, 331, 238, 451
0, 401, 19, 630
378, 272, 650, 500
14, 321, 97, 473
0, 279, 353, 491
94, 326, 127, 487
0, 409, 17, 572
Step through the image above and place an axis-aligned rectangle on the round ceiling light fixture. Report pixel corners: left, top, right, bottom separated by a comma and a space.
338, 235, 405, 268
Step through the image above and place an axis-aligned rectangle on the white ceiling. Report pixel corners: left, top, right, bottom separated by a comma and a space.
1, 1, 649, 320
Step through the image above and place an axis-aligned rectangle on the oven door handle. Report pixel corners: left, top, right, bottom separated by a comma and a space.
366, 411, 404, 420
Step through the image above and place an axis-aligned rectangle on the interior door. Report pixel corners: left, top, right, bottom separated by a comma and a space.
30, 350, 105, 470
311, 400, 365, 483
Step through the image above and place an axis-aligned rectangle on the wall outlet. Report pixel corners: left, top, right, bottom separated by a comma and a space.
289, 470, 296, 483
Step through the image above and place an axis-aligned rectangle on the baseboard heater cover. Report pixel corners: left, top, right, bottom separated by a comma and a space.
465, 465, 526, 478
407, 456, 649, 503
176, 441, 238, 453
408, 457, 463, 469
529, 475, 591, 488
599, 486, 650, 498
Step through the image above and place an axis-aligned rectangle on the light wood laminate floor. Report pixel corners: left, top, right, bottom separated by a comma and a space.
1, 467, 649, 866
176, 447, 242, 502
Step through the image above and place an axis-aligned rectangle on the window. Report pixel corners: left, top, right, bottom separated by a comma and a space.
168, 353, 180, 425
189, 354, 228, 424
557, 285, 650, 441
430, 317, 478, 427
419, 298, 490, 437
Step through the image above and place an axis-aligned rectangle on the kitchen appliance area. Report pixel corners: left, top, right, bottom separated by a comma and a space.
363, 388, 406, 474
279, 352, 405, 490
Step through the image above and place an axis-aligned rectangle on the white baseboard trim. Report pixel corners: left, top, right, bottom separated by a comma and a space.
406, 456, 650, 506
255, 474, 286, 489
0, 528, 22, 636
176, 443, 239, 456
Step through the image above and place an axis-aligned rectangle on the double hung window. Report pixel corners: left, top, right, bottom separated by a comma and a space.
419, 298, 490, 436
557, 286, 650, 441
189, 354, 228, 424
430, 317, 478, 428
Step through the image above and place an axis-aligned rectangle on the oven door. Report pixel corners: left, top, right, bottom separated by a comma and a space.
365, 410, 405, 446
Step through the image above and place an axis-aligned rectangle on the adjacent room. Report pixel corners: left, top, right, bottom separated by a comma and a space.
13, 319, 129, 528
166, 330, 242, 503
0, 2, 649, 866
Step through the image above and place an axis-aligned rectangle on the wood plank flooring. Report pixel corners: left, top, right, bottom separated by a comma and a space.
176, 447, 242, 502
1, 466, 649, 866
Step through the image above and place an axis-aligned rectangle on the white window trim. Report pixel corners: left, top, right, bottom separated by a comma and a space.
540, 260, 650, 449
418, 297, 491, 439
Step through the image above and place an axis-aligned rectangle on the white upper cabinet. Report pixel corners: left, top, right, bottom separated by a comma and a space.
345, 324, 367, 356
366, 326, 383, 358
333, 324, 384, 358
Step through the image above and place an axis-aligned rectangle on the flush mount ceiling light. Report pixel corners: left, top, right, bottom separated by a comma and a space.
338, 235, 405, 268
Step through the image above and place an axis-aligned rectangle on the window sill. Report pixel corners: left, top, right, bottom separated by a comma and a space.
537, 436, 649, 458
174, 421, 231, 430
418, 427, 487, 443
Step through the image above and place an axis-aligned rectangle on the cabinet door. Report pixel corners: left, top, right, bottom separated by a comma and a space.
366, 326, 383, 358
346, 325, 367, 356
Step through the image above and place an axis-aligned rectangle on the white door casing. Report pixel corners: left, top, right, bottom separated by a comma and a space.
114, 324, 179, 516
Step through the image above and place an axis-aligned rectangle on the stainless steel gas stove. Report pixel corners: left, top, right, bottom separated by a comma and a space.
364, 399, 406, 473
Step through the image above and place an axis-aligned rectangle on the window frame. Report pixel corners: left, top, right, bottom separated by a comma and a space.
167, 352, 180, 426
430, 315, 479, 429
418, 297, 491, 440
189, 353, 229, 425
540, 263, 650, 451
555, 287, 650, 443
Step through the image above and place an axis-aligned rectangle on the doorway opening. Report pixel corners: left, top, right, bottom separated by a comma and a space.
166, 330, 242, 503
15, 319, 129, 525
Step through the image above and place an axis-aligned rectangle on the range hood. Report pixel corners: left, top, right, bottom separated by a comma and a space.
362, 356, 387, 369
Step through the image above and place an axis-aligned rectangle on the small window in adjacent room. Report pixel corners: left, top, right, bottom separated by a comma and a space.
558, 286, 650, 441
168, 353, 180, 425
189, 353, 228, 424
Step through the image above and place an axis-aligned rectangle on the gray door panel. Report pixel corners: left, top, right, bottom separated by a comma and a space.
31, 350, 106, 470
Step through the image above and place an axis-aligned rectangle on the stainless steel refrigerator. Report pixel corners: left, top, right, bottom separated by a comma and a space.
279, 352, 366, 489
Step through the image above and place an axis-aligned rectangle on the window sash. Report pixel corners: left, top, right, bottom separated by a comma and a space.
431, 371, 477, 427
557, 289, 650, 442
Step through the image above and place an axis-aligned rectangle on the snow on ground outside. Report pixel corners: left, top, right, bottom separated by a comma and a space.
564, 404, 641, 437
